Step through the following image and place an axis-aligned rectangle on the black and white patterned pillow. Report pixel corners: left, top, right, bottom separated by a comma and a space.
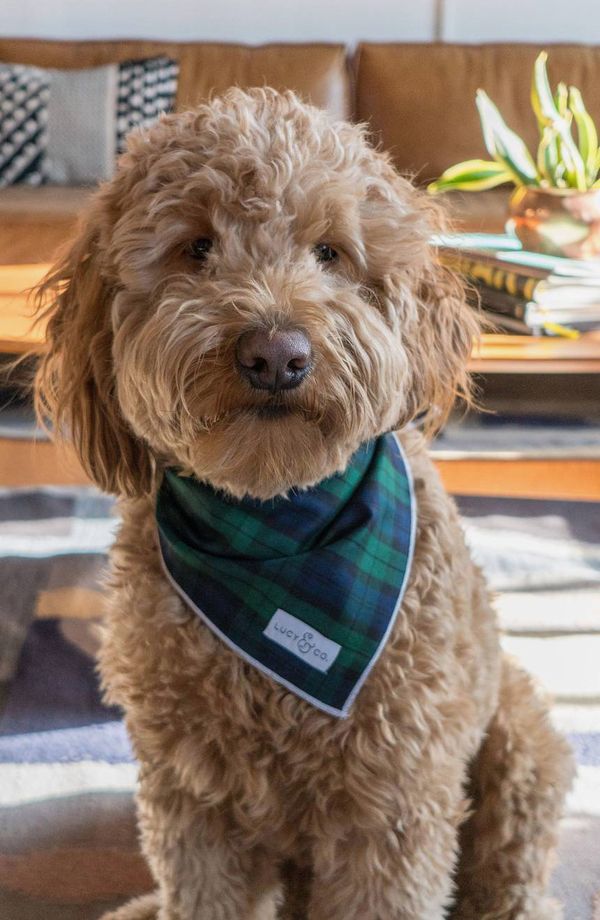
0, 64, 50, 188
0, 57, 179, 187
116, 58, 179, 154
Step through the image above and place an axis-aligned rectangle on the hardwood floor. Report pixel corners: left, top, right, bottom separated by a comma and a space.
0, 438, 90, 488
436, 457, 600, 502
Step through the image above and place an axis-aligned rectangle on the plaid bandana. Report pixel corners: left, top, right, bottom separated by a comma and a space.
156, 432, 415, 718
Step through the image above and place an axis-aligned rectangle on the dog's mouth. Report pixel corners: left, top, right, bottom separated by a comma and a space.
252, 403, 293, 420
196, 398, 319, 431
240, 400, 315, 423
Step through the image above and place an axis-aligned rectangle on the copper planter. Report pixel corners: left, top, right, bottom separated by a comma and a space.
509, 186, 600, 260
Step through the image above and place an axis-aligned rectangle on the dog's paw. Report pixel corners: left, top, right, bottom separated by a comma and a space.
516, 899, 564, 920
99, 891, 160, 920
452, 896, 564, 920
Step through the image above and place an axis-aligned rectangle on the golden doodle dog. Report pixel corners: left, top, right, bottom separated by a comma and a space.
35, 88, 573, 919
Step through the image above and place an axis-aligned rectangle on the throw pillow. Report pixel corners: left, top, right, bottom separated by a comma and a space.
0, 57, 179, 188
0, 63, 49, 187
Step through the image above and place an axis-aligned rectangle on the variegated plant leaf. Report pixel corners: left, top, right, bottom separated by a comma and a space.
532, 51, 561, 125
427, 159, 512, 193
531, 52, 587, 189
537, 126, 561, 186
556, 131, 588, 189
569, 86, 599, 184
554, 82, 568, 116
555, 82, 573, 128
475, 90, 538, 185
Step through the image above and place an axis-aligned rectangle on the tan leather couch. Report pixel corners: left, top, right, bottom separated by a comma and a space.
3, 38, 600, 263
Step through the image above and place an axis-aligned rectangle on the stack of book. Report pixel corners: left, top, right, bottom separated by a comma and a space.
434, 233, 600, 336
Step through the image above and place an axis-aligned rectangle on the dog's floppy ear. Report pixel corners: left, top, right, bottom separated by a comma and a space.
364, 161, 479, 434
400, 239, 479, 434
34, 204, 154, 497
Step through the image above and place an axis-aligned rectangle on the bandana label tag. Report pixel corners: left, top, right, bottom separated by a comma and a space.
264, 609, 341, 674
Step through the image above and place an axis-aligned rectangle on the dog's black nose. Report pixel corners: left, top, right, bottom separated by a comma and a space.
236, 328, 312, 392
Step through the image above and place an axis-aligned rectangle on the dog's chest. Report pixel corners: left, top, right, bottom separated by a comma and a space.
147, 612, 359, 839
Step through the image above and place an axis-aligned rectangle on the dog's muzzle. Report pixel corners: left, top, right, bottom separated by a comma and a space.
235, 327, 312, 393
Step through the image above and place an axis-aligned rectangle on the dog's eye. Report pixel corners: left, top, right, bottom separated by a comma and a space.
313, 243, 338, 264
187, 238, 213, 261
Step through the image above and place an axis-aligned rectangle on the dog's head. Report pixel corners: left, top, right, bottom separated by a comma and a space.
35, 87, 476, 500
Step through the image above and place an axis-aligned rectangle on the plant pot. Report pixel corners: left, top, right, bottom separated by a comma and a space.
508, 186, 600, 260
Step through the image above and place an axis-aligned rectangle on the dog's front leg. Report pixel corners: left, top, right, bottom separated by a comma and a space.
306, 769, 468, 920
135, 772, 282, 920
451, 657, 574, 920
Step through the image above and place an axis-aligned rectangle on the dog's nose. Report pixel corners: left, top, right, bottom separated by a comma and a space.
236, 328, 312, 392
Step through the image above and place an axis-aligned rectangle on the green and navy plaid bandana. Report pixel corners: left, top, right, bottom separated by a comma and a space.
156, 432, 415, 718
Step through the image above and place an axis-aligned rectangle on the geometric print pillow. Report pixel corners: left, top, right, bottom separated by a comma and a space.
116, 58, 179, 154
0, 57, 178, 188
0, 63, 50, 187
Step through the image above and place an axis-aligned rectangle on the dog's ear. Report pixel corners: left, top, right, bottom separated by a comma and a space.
363, 161, 479, 434
400, 240, 479, 434
34, 203, 154, 497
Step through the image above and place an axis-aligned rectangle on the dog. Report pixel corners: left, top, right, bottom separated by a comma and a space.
34, 87, 573, 919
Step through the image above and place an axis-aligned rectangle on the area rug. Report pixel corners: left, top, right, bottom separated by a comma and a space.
0, 485, 598, 919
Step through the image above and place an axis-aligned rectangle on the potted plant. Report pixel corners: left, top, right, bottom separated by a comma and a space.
428, 52, 600, 259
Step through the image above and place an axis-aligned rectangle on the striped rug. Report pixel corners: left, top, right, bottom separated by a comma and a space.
0, 486, 598, 919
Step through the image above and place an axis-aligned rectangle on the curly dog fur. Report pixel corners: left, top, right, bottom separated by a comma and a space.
34, 88, 574, 919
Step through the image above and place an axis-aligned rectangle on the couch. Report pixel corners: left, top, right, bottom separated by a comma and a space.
3, 38, 600, 263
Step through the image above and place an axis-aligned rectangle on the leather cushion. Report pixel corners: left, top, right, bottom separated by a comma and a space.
0, 39, 350, 119
355, 43, 600, 183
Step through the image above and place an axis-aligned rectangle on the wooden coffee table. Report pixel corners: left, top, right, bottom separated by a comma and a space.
2, 263, 599, 499
0, 263, 49, 353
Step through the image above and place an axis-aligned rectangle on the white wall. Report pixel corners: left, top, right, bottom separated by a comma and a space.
442, 0, 600, 43
1, 0, 599, 44
0, 0, 438, 43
